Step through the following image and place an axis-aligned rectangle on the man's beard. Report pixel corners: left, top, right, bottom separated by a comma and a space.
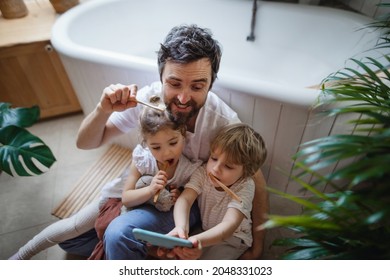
166, 99, 200, 125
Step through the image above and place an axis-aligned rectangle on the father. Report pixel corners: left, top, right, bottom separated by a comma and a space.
65, 24, 268, 260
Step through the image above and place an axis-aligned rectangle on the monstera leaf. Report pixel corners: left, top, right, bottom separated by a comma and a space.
0, 103, 40, 127
0, 103, 56, 176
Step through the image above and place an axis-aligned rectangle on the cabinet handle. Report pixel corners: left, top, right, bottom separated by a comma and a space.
45, 44, 54, 52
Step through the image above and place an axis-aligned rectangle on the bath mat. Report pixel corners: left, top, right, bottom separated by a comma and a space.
51, 144, 132, 219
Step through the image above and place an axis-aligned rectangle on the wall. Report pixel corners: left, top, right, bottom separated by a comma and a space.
338, 0, 388, 18
299, 0, 389, 18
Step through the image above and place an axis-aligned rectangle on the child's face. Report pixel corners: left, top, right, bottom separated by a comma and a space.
145, 128, 185, 168
207, 148, 244, 187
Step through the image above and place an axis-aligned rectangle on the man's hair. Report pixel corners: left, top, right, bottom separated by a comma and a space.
139, 96, 186, 142
210, 123, 267, 178
157, 24, 222, 89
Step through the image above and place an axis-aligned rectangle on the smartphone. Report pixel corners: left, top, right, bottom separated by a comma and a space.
132, 228, 193, 249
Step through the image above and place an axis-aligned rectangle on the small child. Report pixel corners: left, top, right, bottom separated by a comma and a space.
100, 95, 200, 213
170, 123, 267, 260
88, 95, 202, 259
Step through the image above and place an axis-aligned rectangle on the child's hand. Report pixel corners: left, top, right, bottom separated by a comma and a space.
149, 170, 167, 195
172, 237, 202, 260
168, 227, 188, 240
168, 185, 182, 203
156, 227, 188, 259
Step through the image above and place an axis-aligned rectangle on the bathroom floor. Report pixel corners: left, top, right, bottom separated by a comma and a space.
0, 113, 280, 260
0, 113, 109, 260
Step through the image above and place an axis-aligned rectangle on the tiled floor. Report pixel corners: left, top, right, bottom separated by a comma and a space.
0, 113, 283, 260
0, 113, 108, 260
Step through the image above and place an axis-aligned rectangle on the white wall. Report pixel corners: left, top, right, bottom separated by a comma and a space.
301, 0, 390, 18
340, 0, 389, 18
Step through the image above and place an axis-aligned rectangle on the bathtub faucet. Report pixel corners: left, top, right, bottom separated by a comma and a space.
247, 0, 257, 42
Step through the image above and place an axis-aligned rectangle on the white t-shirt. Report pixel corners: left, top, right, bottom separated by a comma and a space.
131, 144, 203, 187
109, 81, 241, 162
185, 165, 255, 247
99, 145, 202, 207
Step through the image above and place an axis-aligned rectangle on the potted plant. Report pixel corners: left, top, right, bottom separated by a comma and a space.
0, 103, 56, 176
262, 4, 390, 259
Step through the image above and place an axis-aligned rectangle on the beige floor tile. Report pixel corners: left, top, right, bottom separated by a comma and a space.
0, 113, 103, 260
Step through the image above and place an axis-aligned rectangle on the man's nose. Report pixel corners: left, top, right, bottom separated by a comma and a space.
177, 90, 191, 104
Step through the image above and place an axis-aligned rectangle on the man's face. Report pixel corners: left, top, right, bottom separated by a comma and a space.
161, 58, 212, 126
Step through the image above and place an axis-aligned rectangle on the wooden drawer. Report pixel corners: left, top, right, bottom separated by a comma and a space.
0, 41, 81, 119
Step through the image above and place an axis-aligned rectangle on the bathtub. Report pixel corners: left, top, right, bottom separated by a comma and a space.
51, 0, 380, 250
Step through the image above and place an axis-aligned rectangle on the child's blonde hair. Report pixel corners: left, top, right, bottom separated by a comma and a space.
139, 95, 186, 143
210, 123, 267, 178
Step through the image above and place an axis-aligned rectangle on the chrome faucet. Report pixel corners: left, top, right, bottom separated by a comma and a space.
247, 0, 257, 41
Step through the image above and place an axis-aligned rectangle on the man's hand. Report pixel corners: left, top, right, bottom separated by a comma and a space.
99, 83, 138, 113
156, 227, 188, 259
172, 237, 202, 260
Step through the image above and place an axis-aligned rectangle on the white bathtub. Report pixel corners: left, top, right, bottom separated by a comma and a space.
51, 0, 380, 228
52, 0, 380, 104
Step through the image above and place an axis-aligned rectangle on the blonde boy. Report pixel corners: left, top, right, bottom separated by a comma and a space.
170, 123, 267, 259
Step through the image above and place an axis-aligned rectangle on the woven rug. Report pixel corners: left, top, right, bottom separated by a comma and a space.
51, 144, 132, 219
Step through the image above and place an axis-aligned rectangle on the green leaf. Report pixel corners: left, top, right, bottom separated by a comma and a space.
0, 126, 56, 176
0, 103, 40, 128
365, 211, 386, 225
266, 187, 325, 212
281, 247, 331, 260
329, 155, 390, 185
263, 215, 342, 230
273, 238, 320, 248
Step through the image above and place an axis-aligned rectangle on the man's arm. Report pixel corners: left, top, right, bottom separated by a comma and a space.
76, 84, 138, 149
76, 106, 119, 149
239, 169, 268, 260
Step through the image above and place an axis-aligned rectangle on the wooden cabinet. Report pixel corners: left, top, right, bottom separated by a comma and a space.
0, 41, 81, 119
